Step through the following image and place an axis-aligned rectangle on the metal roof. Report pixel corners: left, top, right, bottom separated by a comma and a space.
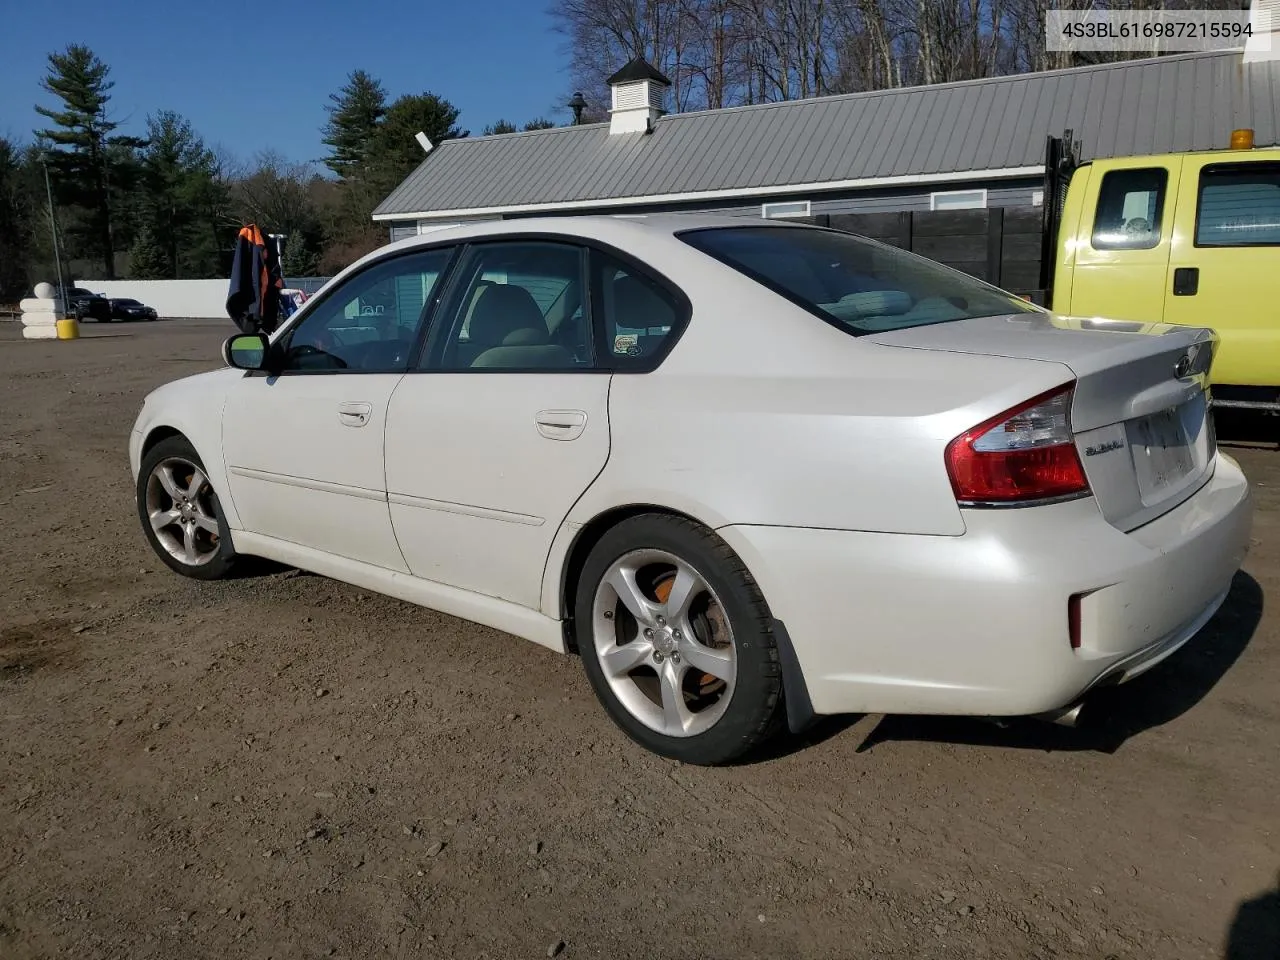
374, 49, 1280, 220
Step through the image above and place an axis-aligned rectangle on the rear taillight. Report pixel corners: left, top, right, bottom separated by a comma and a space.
945, 384, 1090, 505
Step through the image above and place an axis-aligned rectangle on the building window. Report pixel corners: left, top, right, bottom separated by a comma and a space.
1195, 162, 1280, 247
761, 200, 811, 219
929, 189, 988, 211
1091, 167, 1167, 250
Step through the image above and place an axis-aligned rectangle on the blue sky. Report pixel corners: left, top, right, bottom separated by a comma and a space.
0, 0, 571, 168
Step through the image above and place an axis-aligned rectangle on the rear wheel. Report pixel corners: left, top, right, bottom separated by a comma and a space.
575, 514, 784, 765
136, 435, 237, 580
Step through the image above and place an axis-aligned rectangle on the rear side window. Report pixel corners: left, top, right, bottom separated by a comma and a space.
1195, 162, 1280, 247
1091, 167, 1167, 250
678, 225, 1037, 336
592, 251, 683, 369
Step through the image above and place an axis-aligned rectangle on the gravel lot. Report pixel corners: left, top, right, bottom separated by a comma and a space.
0, 318, 1277, 960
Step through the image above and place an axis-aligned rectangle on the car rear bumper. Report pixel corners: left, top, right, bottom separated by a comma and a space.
718, 453, 1252, 718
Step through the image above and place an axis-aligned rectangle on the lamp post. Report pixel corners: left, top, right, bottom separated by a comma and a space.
268, 233, 286, 277
39, 152, 67, 310
568, 91, 587, 125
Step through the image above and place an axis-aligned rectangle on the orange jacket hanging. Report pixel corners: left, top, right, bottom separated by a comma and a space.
226, 224, 284, 335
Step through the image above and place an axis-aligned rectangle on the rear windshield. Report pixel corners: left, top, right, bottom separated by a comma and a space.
679, 225, 1039, 335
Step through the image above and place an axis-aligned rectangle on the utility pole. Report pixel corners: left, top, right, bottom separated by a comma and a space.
40, 154, 67, 311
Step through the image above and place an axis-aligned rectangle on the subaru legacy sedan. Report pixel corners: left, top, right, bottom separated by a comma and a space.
129, 215, 1251, 765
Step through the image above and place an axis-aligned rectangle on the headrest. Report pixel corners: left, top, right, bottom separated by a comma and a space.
468, 284, 546, 347
611, 274, 670, 333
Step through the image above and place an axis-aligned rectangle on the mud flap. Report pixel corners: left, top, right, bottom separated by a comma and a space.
771, 618, 817, 734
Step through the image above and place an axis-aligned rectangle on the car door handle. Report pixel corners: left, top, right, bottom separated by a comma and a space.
1172, 267, 1199, 296
337, 401, 373, 427
535, 409, 587, 441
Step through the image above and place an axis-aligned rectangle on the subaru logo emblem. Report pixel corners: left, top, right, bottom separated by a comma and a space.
1174, 353, 1192, 378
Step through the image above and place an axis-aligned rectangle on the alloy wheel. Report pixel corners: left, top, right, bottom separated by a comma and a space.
590, 548, 737, 737
144, 456, 221, 566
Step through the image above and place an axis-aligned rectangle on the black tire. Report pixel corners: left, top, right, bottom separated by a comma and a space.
136, 435, 237, 581
574, 513, 784, 765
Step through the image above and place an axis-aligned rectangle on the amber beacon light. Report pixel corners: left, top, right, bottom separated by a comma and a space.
1230, 128, 1255, 150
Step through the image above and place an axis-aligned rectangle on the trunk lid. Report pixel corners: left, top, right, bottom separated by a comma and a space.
868, 313, 1219, 531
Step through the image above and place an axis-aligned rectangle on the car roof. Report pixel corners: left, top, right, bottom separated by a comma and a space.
317, 213, 815, 300
376, 212, 804, 255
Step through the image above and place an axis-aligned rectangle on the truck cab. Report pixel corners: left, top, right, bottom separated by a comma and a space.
1050, 130, 1280, 410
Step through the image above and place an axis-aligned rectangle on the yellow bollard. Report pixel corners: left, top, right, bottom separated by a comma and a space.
55, 317, 80, 340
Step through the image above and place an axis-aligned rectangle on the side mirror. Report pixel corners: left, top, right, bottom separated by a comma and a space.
222, 333, 270, 370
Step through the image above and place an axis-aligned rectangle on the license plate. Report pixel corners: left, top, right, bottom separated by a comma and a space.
1130, 403, 1196, 500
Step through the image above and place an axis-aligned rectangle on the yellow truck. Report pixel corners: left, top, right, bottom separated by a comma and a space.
1044, 128, 1280, 411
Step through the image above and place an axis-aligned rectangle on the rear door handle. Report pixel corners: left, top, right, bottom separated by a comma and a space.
337, 401, 373, 427
1172, 267, 1199, 296
535, 409, 587, 441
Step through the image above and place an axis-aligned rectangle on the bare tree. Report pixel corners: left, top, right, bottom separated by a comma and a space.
548, 0, 1240, 114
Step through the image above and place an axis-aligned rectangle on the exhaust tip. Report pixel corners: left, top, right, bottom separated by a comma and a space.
1034, 701, 1086, 727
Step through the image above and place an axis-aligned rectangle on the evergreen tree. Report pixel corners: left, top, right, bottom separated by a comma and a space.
483, 119, 518, 135
523, 117, 556, 130
137, 110, 222, 278
0, 138, 37, 300
367, 93, 467, 194
128, 224, 167, 278
321, 70, 387, 180
34, 44, 143, 279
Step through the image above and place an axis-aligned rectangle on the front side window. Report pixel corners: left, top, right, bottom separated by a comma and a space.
679, 225, 1038, 336
1091, 167, 1167, 250
427, 241, 592, 371
1196, 162, 1280, 247
279, 248, 454, 372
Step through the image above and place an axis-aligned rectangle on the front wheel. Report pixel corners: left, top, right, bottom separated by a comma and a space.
136, 435, 237, 580
575, 514, 784, 765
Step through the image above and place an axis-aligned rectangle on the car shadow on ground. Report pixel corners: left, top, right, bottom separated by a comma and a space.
842, 570, 1263, 756
1225, 876, 1280, 960
227, 558, 303, 580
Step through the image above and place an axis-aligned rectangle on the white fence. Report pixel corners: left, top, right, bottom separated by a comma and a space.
76, 279, 230, 320
72, 276, 335, 320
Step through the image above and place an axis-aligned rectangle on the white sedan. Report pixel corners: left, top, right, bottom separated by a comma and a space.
129, 215, 1252, 765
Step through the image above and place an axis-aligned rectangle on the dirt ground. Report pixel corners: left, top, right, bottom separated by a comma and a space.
0, 318, 1277, 960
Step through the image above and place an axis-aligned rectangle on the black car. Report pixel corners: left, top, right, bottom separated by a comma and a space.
66, 287, 112, 322
109, 297, 158, 321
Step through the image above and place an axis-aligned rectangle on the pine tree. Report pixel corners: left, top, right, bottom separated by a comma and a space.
138, 111, 222, 278
366, 93, 467, 194
128, 224, 167, 279
34, 44, 143, 279
321, 70, 388, 180
0, 138, 37, 300
483, 119, 518, 135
